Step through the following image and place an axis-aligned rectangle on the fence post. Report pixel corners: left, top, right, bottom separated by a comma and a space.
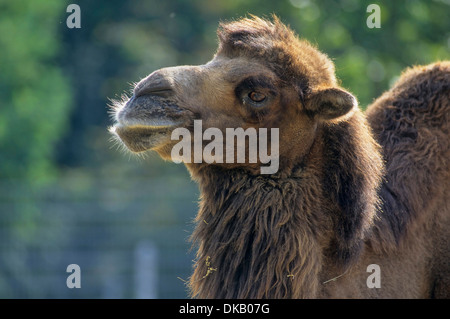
134, 240, 158, 299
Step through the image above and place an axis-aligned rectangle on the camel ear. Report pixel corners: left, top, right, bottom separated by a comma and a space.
305, 87, 357, 120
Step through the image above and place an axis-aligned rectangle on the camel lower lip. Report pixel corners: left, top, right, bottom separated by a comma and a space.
112, 123, 176, 152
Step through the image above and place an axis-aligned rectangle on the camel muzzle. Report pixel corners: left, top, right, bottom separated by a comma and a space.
111, 72, 192, 153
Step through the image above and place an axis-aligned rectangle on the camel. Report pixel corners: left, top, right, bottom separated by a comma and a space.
110, 16, 450, 298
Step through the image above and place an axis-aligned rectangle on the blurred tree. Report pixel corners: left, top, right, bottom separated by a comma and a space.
0, 0, 71, 183
284, 0, 449, 107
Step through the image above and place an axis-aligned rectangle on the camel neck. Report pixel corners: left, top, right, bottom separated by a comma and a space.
187, 164, 325, 298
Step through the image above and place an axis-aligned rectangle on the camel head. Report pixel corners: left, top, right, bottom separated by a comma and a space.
111, 16, 358, 174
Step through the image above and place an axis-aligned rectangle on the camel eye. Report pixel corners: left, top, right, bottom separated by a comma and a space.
248, 91, 266, 103
235, 77, 275, 109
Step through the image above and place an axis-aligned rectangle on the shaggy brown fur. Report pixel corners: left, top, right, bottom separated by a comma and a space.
111, 16, 450, 298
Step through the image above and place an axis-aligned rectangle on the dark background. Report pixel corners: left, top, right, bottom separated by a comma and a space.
0, 0, 448, 298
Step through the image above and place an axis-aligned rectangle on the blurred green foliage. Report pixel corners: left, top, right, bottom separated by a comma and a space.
0, 0, 448, 298
0, 0, 71, 183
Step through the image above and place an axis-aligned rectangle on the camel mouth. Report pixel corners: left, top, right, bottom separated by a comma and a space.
111, 94, 191, 152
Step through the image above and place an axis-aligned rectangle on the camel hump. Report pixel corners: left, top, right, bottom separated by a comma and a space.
367, 61, 450, 135
365, 61, 450, 243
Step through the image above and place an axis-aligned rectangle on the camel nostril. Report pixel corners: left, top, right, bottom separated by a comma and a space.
134, 71, 173, 98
